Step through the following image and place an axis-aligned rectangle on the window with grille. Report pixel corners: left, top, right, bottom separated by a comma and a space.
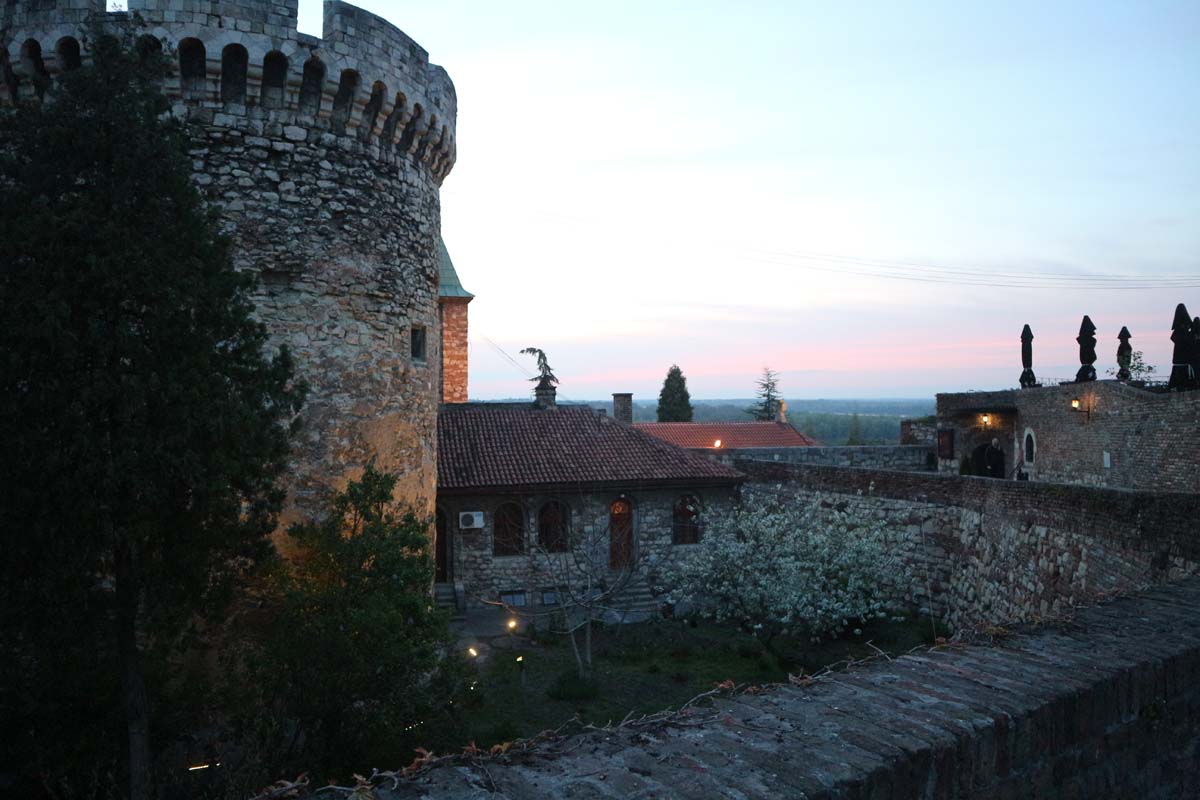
493, 502, 524, 556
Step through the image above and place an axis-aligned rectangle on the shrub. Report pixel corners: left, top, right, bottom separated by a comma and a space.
546, 670, 600, 702
659, 497, 905, 648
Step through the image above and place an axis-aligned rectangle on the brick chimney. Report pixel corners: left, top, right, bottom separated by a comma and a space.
775, 399, 789, 424
612, 393, 633, 423
534, 379, 557, 410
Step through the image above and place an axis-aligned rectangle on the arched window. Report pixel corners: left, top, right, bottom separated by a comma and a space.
220, 43, 248, 104
672, 495, 702, 545
538, 501, 569, 553
299, 56, 325, 114
178, 38, 206, 97
362, 80, 385, 134
331, 68, 359, 125
20, 40, 49, 99
493, 502, 525, 556
260, 50, 288, 108
56, 37, 81, 71
1024, 431, 1036, 464
609, 498, 634, 569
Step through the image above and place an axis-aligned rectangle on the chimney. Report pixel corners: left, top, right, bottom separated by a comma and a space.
775, 398, 789, 424
534, 378, 557, 409
612, 393, 633, 424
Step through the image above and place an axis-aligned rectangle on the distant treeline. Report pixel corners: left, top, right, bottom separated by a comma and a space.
567, 398, 936, 445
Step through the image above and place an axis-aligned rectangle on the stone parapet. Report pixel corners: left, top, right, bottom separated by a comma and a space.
1, 0, 456, 183
381, 579, 1200, 798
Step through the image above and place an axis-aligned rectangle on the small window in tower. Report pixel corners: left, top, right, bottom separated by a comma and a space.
411, 325, 427, 362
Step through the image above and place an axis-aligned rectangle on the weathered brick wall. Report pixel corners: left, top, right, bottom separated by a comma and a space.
721, 444, 935, 471
439, 299, 468, 403
937, 381, 1200, 492
736, 459, 1200, 631
438, 486, 737, 609
2, 0, 457, 532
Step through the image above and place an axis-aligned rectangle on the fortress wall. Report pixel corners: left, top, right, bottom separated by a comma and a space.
720, 444, 936, 472
937, 382, 1200, 492
736, 460, 1200, 631
1, 0, 457, 528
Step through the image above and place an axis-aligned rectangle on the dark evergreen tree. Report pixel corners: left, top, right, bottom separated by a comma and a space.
745, 366, 782, 421
0, 27, 304, 799
657, 364, 694, 422
261, 466, 455, 776
845, 413, 866, 445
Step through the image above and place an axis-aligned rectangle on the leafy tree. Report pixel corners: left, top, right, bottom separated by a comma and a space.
659, 499, 902, 653
0, 27, 303, 799
845, 413, 866, 445
263, 466, 454, 775
745, 366, 782, 421
1105, 350, 1156, 380
656, 364, 694, 422
520, 346, 558, 387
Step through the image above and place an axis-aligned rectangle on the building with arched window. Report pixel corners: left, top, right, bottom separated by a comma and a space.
436, 385, 742, 612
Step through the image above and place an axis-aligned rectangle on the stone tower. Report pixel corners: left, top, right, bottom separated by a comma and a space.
437, 238, 472, 403
2, 0, 457, 530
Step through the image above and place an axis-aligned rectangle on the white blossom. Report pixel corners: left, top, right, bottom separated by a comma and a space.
658, 495, 907, 642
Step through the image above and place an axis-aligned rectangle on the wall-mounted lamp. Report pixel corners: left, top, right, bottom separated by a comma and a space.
981, 414, 991, 427
1071, 398, 1091, 422
713, 439, 723, 448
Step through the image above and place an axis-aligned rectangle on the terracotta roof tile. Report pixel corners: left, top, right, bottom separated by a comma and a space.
635, 421, 818, 450
438, 404, 743, 492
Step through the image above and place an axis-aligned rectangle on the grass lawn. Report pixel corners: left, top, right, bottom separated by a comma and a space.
424, 612, 940, 750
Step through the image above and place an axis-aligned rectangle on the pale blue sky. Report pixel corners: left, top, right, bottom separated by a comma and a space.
300, 1, 1199, 399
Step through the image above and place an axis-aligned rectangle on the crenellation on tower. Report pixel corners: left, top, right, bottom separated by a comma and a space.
1, 0, 456, 182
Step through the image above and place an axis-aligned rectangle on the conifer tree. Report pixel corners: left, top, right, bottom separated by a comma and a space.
746, 366, 782, 421
845, 413, 866, 445
657, 364, 694, 422
0, 27, 304, 799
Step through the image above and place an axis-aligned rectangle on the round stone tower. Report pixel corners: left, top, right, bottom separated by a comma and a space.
2, 0, 457, 529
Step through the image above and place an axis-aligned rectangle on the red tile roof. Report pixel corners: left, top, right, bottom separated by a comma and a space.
635, 421, 818, 450
438, 404, 743, 492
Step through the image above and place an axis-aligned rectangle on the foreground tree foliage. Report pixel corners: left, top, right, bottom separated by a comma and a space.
0, 28, 303, 799
659, 499, 903, 652
656, 364, 694, 422
256, 466, 456, 776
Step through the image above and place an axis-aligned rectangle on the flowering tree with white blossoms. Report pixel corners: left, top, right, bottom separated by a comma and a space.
658, 496, 903, 650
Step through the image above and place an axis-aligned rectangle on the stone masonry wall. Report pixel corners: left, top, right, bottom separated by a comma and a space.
2, 0, 458, 533
439, 298, 468, 403
736, 459, 1200, 632
937, 381, 1200, 492
438, 486, 738, 610
389, 579, 1200, 799
719, 444, 935, 472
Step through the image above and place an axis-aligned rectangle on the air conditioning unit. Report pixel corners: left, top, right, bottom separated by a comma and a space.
459, 511, 485, 530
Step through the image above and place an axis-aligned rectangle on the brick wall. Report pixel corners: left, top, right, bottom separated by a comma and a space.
937, 381, 1200, 492
439, 299, 469, 403
735, 459, 1200, 631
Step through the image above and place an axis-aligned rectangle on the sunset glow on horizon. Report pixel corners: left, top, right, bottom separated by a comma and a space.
299, 0, 1199, 400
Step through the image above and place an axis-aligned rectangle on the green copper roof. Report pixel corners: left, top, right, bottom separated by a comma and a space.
437, 238, 474, 300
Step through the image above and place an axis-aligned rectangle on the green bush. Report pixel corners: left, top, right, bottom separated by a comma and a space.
546, 670, 600, 702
